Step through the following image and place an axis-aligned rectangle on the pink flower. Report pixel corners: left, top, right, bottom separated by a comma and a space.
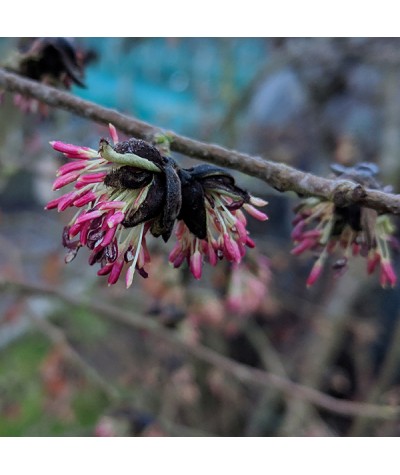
225, 256, 271, 316
46, 126, 269, 287
380, 259, 397, 288
5, 38, 88, 116
291, 163, 398, 287
46, 125, 160, 288
169, 164, 268, 279
306, 258, 324, 287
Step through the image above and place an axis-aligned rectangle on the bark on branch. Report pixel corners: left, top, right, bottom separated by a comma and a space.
1, 68, 400, 214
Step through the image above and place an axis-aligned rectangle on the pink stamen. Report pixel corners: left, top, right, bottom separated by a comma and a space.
169, 242, 183, 263
50, 141, 94, 158
223, 233, 241, 263
73, 191, 97, 207
243, 203, 268, 221
57, 191, 79, 212
74, 180, 92, 189
75, 210, 104, 225
45, 195, 64, 210
69, 222, 83, 238
56, 161, 87, 177
108, 259, 124, 285
300, 230, 321, 239
306, 260, 323, 287
291, 238, 316, 256
79, 220, 92, 246
106, 211, 125, 228
99, 210, 114, 230
98, 201, 126, 211
381, 260, 397, 287
52, 171, 82, 190
207, 242, 218, 266
367, 252, 381, 274
175, 220, 186, 239
97, 263, 114, 276
171, 250, 186, 268
125, 265, 136, 289
245, 236, 256, 248
249, 196, 268, 207
77, 172, 107, 185
101, 226, 118, 247
235, 209, 247, 226
109, 123, 119, 144
238, 242, 246, 258
234, 219, 248, 243
291, 221, 306, 240
190, 250, 203, 280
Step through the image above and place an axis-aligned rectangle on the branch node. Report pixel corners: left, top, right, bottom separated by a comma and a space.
333, 181, 366, 208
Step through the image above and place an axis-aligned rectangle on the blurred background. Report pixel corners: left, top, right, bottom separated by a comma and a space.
1, 37, 400, 437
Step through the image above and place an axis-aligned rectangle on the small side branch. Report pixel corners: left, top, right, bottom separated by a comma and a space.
1, 68, 400, 214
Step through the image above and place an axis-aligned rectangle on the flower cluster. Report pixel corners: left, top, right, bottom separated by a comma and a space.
46, 125, 268, 287
3, 38, 88, 114
225, 255, 271, 316
169, 166, 268, 279
291, 163, 397, 287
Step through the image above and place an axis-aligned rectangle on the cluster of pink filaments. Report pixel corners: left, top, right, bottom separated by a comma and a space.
45, 124, 151, 288
169, 192, 268, 279
225, 255, 271, 316
292, 197, 397, 287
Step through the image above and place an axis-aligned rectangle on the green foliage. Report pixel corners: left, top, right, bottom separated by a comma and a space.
0, 334, 48, 436
0, 329, 108, 436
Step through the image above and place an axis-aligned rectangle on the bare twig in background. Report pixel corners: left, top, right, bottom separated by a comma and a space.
2, 277, 400, 421
349, 309, 400, 436
243, 321, 335, 436
27, 311, 120, 401
27, 309, 214, 437
1, 68, 400, 214
277, 271, 362, 436
245, 322, 334, 437
243, 321, 291, 436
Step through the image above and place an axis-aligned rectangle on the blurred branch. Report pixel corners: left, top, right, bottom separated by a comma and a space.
2, 277, 400, 421
243, 321, 291, 435
27, 309, 214, 437
277, 272, 361, 435
27, 311, 120, 401
244, 320, 335, 436
349, 310, 400, 436
1, 68, 400, 214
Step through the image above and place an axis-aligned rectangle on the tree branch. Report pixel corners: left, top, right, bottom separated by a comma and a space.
28, 312, 214, 436
2, 277, 400, 421
1, 68, 400, 214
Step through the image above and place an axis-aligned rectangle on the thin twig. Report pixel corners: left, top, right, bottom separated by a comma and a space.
27, 309, 214, 436
2, 277, 400, 421
277, 271, 362, 435
243, 322, 291, 436
27, 311, 120, 401
1, 68, 400, 214
244, 321, 336, 436
348, 309, 400, 436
